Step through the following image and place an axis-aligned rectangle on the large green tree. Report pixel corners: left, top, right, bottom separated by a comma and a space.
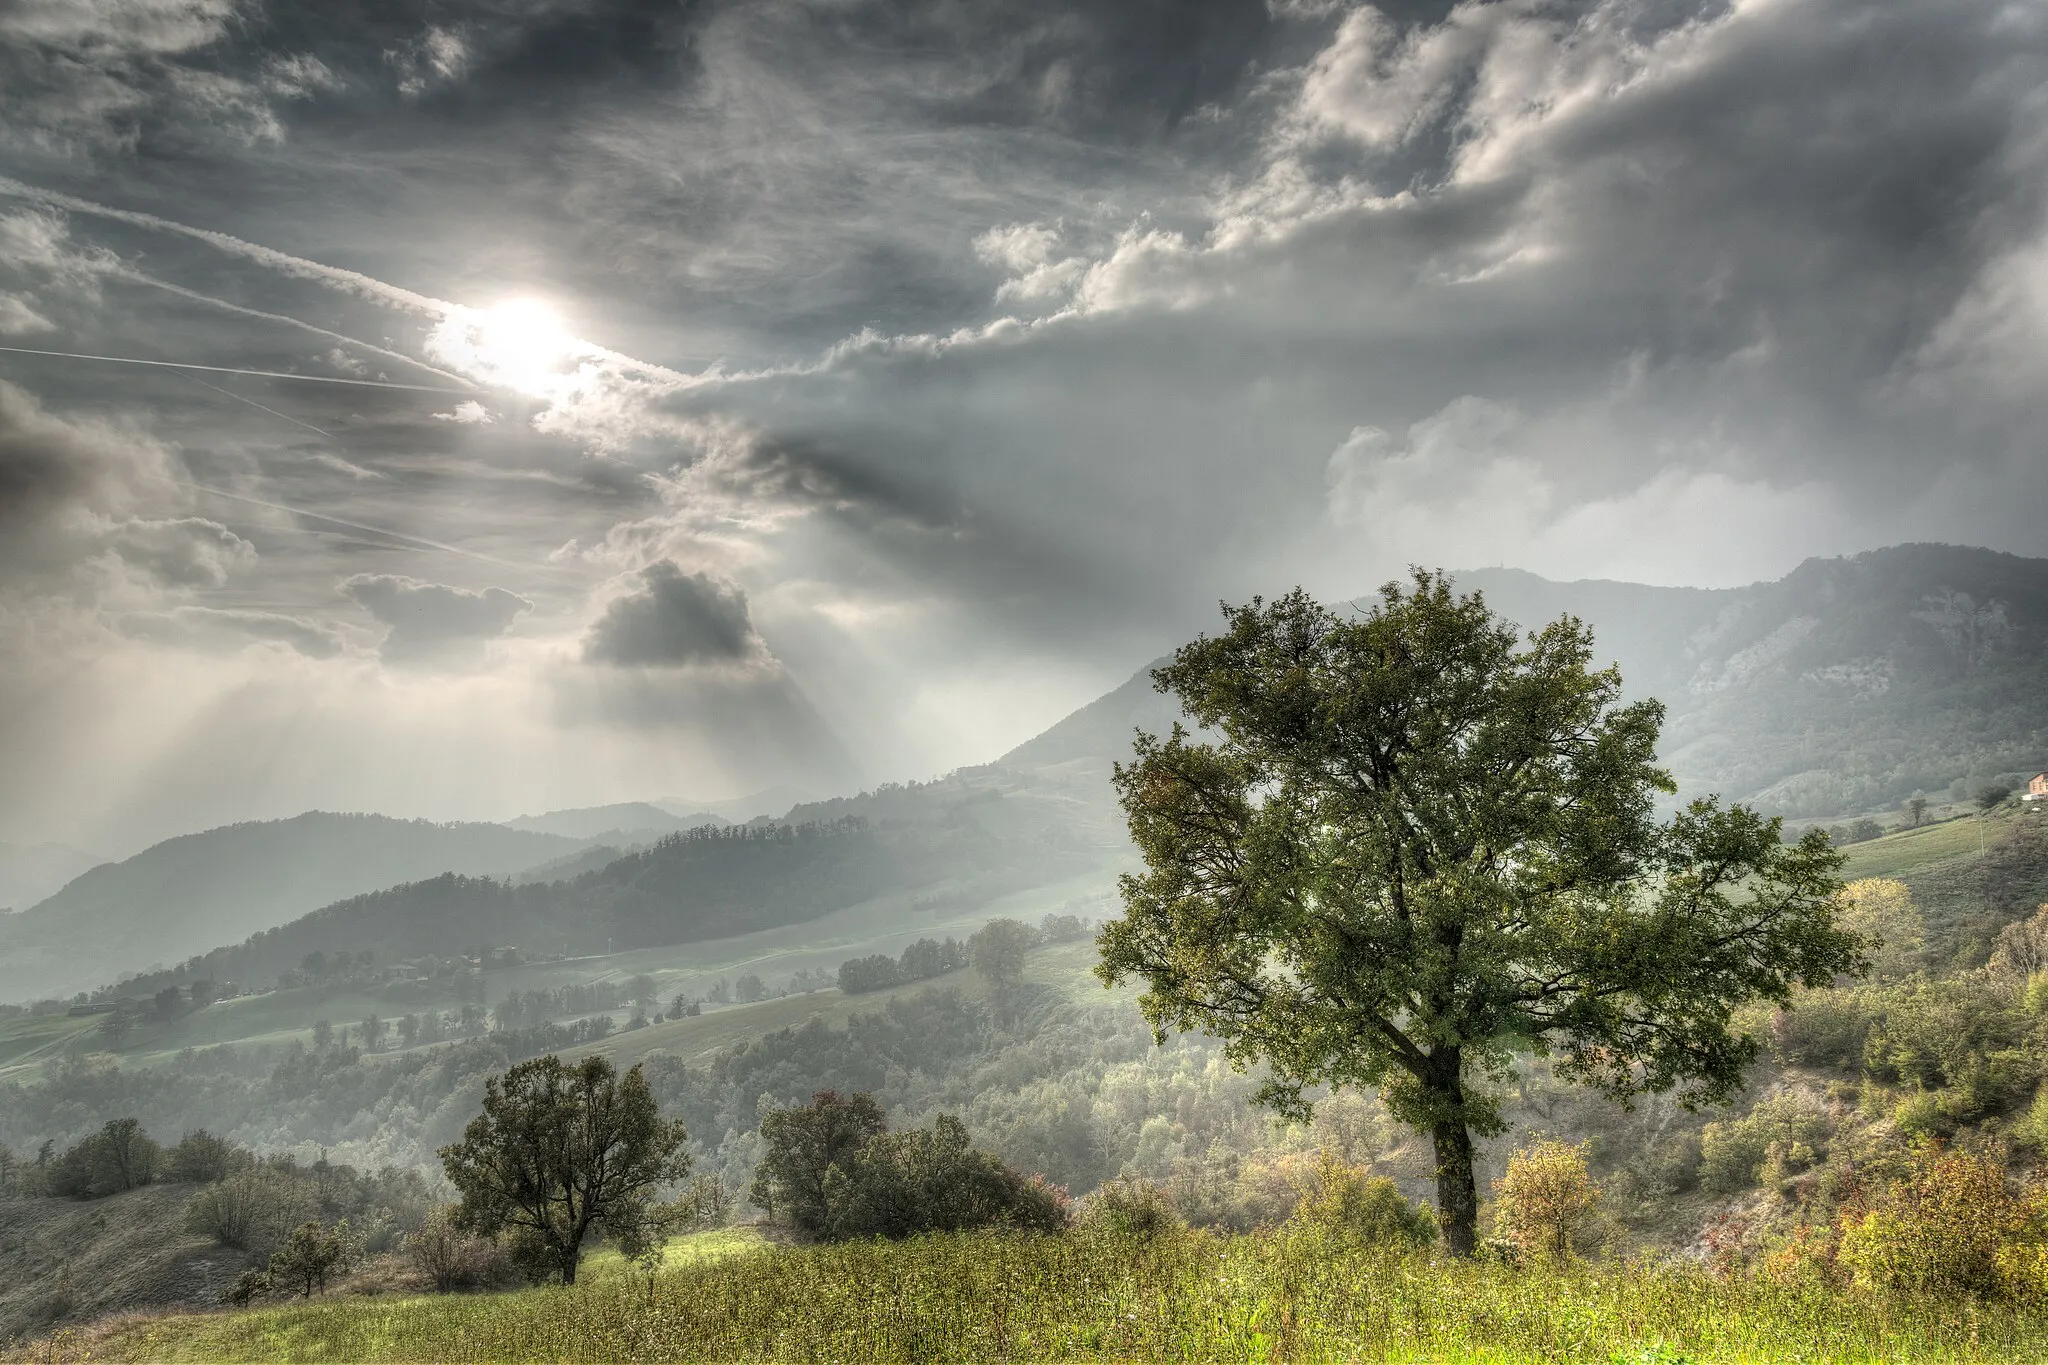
1096, 576, 1861, 1255
440, 1054, 688, 1283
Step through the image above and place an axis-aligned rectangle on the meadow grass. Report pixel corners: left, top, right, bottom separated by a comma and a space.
1838, 814, 2004, 881
22, 1227, 2048, 1364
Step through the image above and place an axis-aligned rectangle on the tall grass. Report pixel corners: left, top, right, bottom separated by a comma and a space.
21, 1228, 2048, 1363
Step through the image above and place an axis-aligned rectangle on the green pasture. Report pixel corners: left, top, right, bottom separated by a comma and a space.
1838, 811, 2011, 881
24, 1228, 2048, 1364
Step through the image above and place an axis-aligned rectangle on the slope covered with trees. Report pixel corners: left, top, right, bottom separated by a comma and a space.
0, 814, 581, 1003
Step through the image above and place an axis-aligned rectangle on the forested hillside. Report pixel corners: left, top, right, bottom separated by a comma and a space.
0, 815, 581, 1002
1007, 545, 2048, 822
1464, 544, 2048, 818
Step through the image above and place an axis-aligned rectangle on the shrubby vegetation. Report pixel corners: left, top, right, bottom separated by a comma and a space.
837, 937, 968, 995
751, 1092, 1063, 1240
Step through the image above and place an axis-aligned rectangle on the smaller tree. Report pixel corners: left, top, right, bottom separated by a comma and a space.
1835, 878, 1925, 982
1980, 785, 2014, 812
440, 1055, 689, 1284
751, 1090, 887, 1232
1990, 905, 2048, 988
1491, 1139, 1603, 1263
163, 1129, 242, 1184
360, 1015, 386, 1051
311, 1019, 332, 1050
969, 919, 1032, 994
1905, 796, 1929, 828
268, 1220, 346, 1298
734, 973, 765, 1004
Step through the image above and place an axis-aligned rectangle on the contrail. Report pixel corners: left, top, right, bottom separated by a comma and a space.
182, 481, 571, 579
0, 176, 454, 317
177, 371, 332, 437
0, 345, 475, 394
126, 269, 476, 386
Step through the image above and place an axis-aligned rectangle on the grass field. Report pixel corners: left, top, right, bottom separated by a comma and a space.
1836, 812, 2008, 881
21, 1228, 2048, 1364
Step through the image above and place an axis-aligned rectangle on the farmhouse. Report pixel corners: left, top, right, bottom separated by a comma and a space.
2027, 771, 2048, 802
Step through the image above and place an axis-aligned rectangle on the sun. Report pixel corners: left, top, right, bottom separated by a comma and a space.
433, 299, 585, 396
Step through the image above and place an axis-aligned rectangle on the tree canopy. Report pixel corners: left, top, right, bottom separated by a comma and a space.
1096, 575, 1862, 1254
439, 1054, 688, 1283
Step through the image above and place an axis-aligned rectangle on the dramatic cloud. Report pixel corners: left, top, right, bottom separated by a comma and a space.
1, 0, 2046, 848
0, 379, 254, 598
581, 561, 763, 668
339, 573, 531, 663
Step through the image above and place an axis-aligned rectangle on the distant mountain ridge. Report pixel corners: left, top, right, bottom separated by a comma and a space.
22, 542, 2041, 1007
1003, 544, 2048, 819
506, 803, 727, 841
0, 813, 579, 1002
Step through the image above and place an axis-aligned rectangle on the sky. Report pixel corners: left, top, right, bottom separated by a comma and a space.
1, 0, 2045, 855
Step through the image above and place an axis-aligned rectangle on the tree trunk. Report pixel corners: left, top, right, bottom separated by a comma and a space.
1432, 1119, 1479, 1257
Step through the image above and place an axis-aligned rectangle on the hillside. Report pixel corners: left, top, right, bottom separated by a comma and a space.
0, 1186, 245, 1343
81, 805, 1107, 1011
0, 815, 580, 1004
1003, 545, 2048, 821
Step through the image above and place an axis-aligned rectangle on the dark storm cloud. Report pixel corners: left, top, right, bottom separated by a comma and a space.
339, 572, 531, 661
581, 560, 761, 667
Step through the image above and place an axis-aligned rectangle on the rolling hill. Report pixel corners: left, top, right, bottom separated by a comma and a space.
0, 814, 581, 1003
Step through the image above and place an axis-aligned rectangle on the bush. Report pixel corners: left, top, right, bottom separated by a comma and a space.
1771, 989, 1874, 1070
2014, 1089, 2048, 1153
1700, 1093, 1831, 1193
405, 1207, 517, 1292
185, 1166, 320, 1254
1838, 1142, 2037, 1300
1864, 979, 2036, 1116
162, 1129, 245, 1184
1491, 1139, 1603, 1262
823, 1115, 1068, 1240
1287, 1151, 1436, 1251
1077, 1174, 1183, 1241
1893, 1089, 1962, 1141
